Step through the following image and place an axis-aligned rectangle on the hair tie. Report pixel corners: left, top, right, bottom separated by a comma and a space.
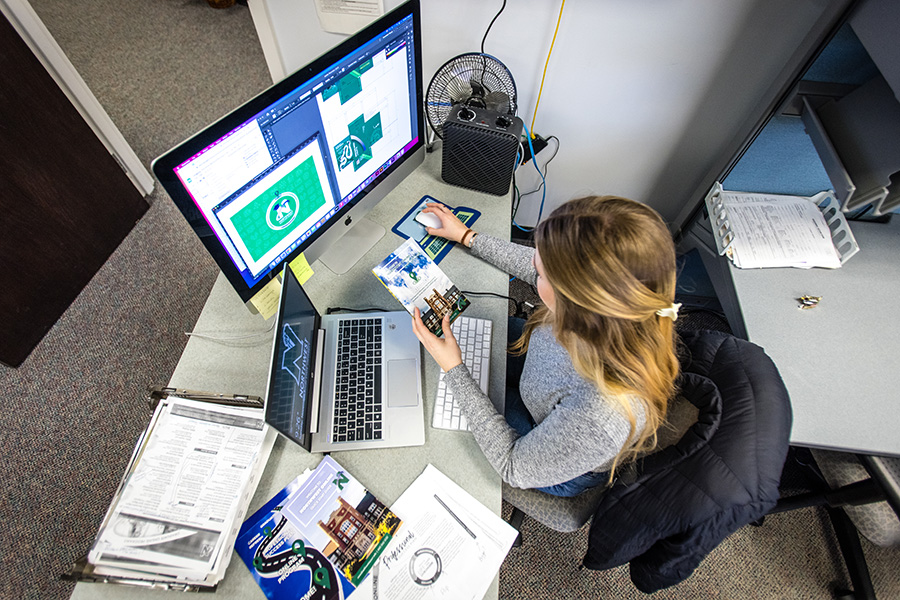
655, 302, 682, 321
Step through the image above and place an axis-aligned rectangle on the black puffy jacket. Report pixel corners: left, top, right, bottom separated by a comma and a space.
582, 330, 792, 593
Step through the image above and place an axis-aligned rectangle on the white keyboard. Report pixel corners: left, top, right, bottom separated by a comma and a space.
432, 316, 492, 431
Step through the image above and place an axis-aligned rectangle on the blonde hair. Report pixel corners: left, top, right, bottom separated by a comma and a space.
512, 196, 679, 479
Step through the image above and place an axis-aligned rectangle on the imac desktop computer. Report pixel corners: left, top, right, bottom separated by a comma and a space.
152, 0, 424, 303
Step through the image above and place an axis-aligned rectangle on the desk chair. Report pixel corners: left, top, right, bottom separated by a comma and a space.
504, 329, 793, 593
771, 448, 900, 600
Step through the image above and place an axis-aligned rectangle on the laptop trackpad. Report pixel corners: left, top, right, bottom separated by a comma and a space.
387, 359, 419, 407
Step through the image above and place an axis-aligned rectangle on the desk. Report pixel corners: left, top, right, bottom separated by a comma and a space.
683, 217, 900, 457
70, 150, 511, 599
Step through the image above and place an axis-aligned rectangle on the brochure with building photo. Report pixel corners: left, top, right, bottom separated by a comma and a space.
235, 456, 401, 600
373, 237, 470, 337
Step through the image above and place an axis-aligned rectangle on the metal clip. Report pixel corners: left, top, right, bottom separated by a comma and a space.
797, 295, 822, 309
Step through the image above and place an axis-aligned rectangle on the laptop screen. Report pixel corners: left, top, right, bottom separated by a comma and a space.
265, 268, 319, 450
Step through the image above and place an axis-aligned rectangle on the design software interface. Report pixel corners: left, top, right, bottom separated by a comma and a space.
172, 14, 418, 289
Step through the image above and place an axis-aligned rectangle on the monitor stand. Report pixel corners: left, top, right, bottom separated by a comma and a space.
318, 218, 386, 274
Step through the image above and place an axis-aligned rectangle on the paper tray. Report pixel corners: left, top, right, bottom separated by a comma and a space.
704, 182, 859, 267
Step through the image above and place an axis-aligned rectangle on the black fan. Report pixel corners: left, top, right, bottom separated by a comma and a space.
425, 52, 518, 139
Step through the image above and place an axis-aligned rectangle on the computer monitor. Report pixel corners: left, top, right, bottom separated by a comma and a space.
152, 0, 424, 303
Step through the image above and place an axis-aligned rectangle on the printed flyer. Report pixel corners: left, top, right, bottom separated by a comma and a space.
236, 456, 401, 599
372, 238, 470, 337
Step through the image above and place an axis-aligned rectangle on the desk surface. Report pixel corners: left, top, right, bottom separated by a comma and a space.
71, 151, 511, 599
729, 218, 900, 457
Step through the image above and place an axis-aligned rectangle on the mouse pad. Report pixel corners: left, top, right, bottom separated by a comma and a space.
391, 195, 481, 264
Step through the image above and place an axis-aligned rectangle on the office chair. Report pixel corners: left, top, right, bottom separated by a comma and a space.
769, 448, 900, 600
504, 329, 793, 593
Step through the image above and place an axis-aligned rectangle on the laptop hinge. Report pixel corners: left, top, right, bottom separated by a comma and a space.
308, 328, 326, 434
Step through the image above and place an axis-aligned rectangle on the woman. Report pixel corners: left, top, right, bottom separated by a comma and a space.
411, 196, 681, 497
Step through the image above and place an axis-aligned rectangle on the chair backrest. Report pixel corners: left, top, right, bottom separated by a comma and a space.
583, 330, 793, 593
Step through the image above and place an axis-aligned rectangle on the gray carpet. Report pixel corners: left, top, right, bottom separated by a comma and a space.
2, 1, 898, 599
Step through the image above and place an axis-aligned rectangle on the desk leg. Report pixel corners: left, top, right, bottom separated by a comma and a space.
678, 230, 748, 339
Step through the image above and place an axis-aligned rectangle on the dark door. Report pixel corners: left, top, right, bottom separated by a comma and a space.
0, 13, 149, 367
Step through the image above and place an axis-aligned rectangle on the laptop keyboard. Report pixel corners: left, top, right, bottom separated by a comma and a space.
433, 316, 491, 431
333, 318, 383, 442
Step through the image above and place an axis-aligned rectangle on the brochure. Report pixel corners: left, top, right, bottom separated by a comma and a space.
372, 238, 470, 337
390, 195, 481, 264
235, 456, 401, 600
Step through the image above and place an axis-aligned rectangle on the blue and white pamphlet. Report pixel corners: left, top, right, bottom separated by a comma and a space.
235, 456, 401, 600
372, 238, 470, 337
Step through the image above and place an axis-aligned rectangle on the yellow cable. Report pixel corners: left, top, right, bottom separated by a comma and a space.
530, 0, 565, 139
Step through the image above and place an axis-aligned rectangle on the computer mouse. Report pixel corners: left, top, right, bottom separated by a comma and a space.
414, 210, 443, 230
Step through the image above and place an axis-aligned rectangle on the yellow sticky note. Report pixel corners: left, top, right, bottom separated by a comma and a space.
249, 276, 282, 320
289, 253, 314, 285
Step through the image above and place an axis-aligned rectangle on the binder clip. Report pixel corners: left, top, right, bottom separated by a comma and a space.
797, 295, 822, 309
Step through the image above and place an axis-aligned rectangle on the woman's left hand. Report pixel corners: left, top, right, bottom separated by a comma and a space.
411, 308, 463, 372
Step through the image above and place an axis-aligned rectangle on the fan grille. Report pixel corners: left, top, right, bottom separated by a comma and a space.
425, 53, 517, 139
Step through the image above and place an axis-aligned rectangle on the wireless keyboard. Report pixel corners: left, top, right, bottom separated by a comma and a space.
432, 316, 492, 431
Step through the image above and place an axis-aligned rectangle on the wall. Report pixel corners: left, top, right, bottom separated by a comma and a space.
249, 0, 847, 227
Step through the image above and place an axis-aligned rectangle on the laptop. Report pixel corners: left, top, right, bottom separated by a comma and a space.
264, 266, 425, 452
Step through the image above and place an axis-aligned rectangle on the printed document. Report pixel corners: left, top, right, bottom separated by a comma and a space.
353, 464, 519, 600
373, 238, 470, 337
713, 191, 843, 269
314, 0, 384, 34
88, 398, 269, 581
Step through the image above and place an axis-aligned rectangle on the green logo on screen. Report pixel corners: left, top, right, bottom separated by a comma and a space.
266, 193, 299, 231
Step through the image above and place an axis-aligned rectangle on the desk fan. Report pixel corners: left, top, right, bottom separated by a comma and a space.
425, 52, 518, 139
425, 53, 523, 195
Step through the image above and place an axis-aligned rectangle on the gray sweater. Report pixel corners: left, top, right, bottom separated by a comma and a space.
444, 234, 645, 489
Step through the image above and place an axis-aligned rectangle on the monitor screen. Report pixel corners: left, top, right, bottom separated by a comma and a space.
152, 0, 423, 302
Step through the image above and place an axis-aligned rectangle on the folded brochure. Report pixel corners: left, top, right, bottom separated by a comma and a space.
372, 237, 470, 337
236, 455, 401, 600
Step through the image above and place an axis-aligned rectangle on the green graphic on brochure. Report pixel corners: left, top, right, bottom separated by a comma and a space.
229, 156, 326, 262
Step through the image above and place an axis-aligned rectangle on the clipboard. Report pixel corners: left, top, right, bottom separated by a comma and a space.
392, 195, 481, 264
63, 386, 276, 592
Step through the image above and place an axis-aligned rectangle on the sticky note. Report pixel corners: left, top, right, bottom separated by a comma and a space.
249, 276, 282, 320
290, 253, 314, 285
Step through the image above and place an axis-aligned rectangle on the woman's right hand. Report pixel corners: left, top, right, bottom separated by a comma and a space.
420, 202, 471, 244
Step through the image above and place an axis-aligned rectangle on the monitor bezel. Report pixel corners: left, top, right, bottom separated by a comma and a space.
152, 0, 423, 302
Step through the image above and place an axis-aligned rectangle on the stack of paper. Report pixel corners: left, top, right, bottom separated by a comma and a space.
84, 397, 276, 590
705, 185, 858, 269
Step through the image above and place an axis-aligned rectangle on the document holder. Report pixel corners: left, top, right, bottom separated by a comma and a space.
63, 386, 275, 592
704, 182, 860, 269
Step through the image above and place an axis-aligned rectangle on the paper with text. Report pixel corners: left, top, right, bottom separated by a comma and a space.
354, 464, 518, 600
88, 398, 269, 581
715, 191, 843, 269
